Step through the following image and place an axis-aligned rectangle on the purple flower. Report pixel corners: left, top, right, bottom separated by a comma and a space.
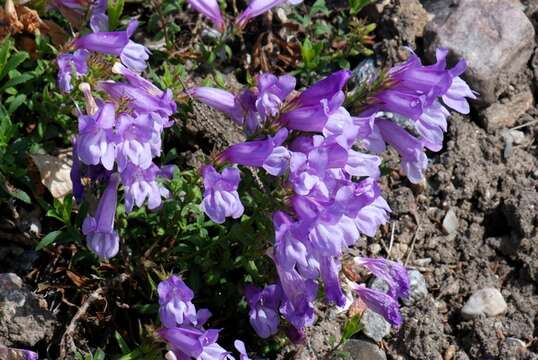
236, 0, 303, 29
76, 102, 116, 170
187, 0, 225, 31
218, 129, 289, 172
115, 113, 157, 170
57, 49, 89, 93
82, 174, 121, 259
373, 118, 428, 184
74, 20, 150, 72
273, 211, 309, 271
255, 73, 296, 119
158, 275, 198, 328
120, 163, 172, 212
320, 256, 346, 306
89, 0, 108, 32
200, 165, 244, 224
99, 64, 176, 118
280, 70, 351, 132
189, 87, 242, 123
158, 327, 225, 359
352, 284, 402, 326
442, 76, 477, 114
245, 284, 282, 338
234, 340, 251, 360
71, 138, 84, 203
354, 197, 391, 237
354, 257, 410, 300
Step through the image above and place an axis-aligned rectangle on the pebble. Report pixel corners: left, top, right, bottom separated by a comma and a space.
505, 337, 526, 349
461, 288, 507, 320
368, 243, 382, 256
361, 309, 391, 342
481, 89, 534, 131
509, 130, 525, 145
442, 209, 458, 234
402, 270, 428, 306
342, 339, 387, 360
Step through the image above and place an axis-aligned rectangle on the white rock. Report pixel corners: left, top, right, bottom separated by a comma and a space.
461, 288, 507, 320
442, 209, 459, 234
402, 270, 428, 306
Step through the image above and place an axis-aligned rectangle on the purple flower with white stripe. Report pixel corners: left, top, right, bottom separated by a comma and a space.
57, 49, 89, 93
187, 0, 225, 31
245, 284, 282, 338
354, 257, 410, 300
158, 275, 197, 328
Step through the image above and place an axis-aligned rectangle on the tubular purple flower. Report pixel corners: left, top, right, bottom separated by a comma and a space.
277, 266, 317, 330
352, 284, 402, 326
71, 139, 84, 203
187, 0, 225, 32
0, 345, 39, 360
319, 256, 346, 306
76, 102, 116, 170
234, 340, 251, 360
200, 165, 244, 224
442, 76, 477, 114
158, 275, 198, 328
344, 150, 381, 178
189, 87, 241, 124
255, 73, 296, 119
90, 0, 108, 32
116, 113, 157, 170
273, 211, 309, 271
245, 284, 282, 338
158, 327, 222, 359
74, 20, 150, 72
236, 0, 303, 29
374, 118, 428, 184
218, 128, 288, 168
354, 257, 410, 300
57, 49, 89, 93
82, 174, 121, 259
280, 70, 351, 131
120, 163, 172, 212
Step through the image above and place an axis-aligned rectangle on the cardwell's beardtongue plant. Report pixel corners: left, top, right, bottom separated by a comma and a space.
194, 50, 475, 339
58, 10, 176, 259
157, 276, 252, 360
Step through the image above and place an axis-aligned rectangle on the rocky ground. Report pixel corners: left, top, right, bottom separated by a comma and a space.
0, 0, 537, 359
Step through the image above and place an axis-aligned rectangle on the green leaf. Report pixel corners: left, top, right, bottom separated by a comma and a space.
301, 38, 315, 67
6, 94, 26, 114
36, 230, 63, 251
349, 0, 372, 15
310, 0, 330, 16
93, 348, 106, 360
9, 188, 32, 204
108, 0, 125, 30
115, 331, 131, 354
1, 73, 33, 92
0, 37, 13, 75
341, 313, 364, 342
0, 52, 29, 81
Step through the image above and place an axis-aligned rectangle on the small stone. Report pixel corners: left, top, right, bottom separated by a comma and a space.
361, 309, 391, 342
509, 130, 526, 145
368, 243, 382, 256
424, 0, 535, 106
402, 270, 428, 306
342, 339, 387, 360
442, 209, 458, 234
0, 273, 56, 347
505, 337, 526, 349
461, 288, 507, 320
480, 89, 534, 131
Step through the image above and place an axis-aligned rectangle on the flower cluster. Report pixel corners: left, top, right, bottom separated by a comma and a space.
157, 275, 251, 360
194, 49, 475, 338
58, 5, 176, 259
186, 0, 302, 32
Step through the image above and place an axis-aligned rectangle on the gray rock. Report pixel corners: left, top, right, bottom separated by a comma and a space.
442, 209, 459, 234
424, 0, 535, 106
0, 273, 56, 347
505, 337, 526, 349
461, 288, 507, 320
480, 88, 534, 131
342, 339, 387, 360
402, 270, 428, 306
361, 309, 391, 342
369, 277, 390, 294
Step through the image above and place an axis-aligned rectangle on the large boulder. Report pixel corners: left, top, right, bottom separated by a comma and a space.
424, 0, 535, 106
